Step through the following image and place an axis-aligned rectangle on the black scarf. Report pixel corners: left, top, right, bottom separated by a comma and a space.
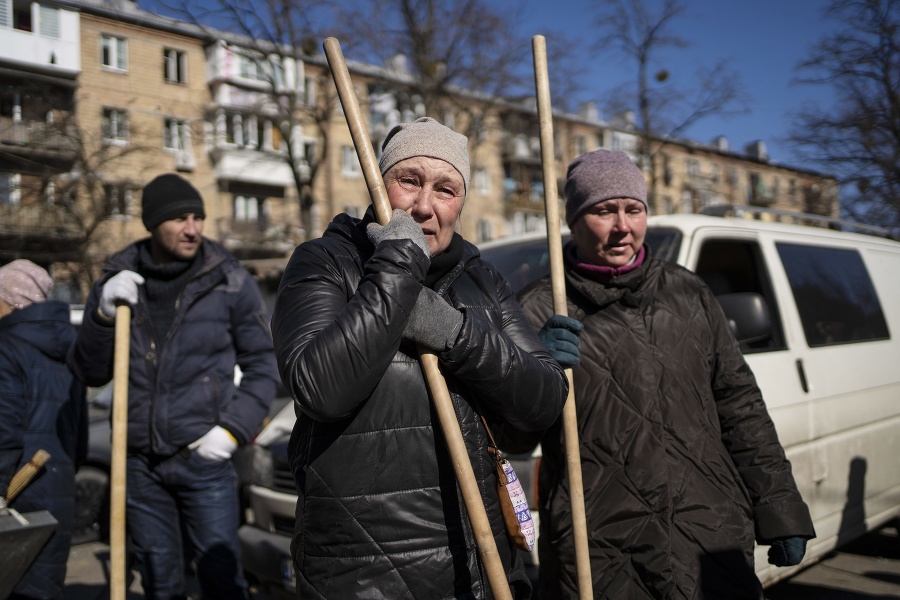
136, 242, 204, 347
424, 233, 465, 289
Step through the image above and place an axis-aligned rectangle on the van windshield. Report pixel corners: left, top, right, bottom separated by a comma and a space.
645, 226, 682, 263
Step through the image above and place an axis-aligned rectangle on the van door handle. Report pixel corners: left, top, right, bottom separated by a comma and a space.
796, 359, 809, 394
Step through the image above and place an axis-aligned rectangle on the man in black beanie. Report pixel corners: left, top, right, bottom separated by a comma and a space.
68, 173, 279, 599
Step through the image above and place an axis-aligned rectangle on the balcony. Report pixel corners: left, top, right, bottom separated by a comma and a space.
0, 203, 84, 261
218, 217, 297, 259
0, 116, 78, 164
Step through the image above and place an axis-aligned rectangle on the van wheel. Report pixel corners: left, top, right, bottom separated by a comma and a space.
73, 465, 109, 545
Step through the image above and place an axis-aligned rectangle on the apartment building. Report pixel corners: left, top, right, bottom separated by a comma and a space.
0, 0, 839, 302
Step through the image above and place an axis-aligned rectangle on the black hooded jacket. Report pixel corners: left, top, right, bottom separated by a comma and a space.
272, 213, 568, 599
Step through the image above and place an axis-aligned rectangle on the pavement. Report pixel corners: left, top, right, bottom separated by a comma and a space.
61, 522, 900, 599
766, 520, 900, 599
63, 542, 144, 599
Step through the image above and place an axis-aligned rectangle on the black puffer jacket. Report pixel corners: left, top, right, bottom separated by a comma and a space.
68, 239, 278, 454
272, 213, 567, 599
0, 300, 86, 598
518, 253, 815, 600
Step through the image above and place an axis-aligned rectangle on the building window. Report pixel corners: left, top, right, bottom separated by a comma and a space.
341, 145, 359, 176
39, 5, 60, 38
163, 48, 186, 84
302, 76, 316, 106
234, 195, 263, 223
727, 167, 739, 187
0, 172, 21, 205
574, 135, 587, 156
6, 0, 31, 31
239, 55, 266, 82
163, 118, 190, 151
474, 167, 490, 195
101, 35, 128, 71
710, 163, 720, 183
105, 183, 132, 217
686, 158, 700, 177
477, 219, 492, 243
102, 109, 128, 144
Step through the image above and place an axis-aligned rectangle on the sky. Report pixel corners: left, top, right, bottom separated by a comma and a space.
519, 0, 842, 168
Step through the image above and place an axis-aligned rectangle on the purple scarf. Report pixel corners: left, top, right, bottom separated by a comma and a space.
565, 243, 646, 285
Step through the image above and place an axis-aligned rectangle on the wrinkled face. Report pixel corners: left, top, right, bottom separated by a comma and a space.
150, 213, 204, 263
572, 198, 647, 267
384, 156, 466, 256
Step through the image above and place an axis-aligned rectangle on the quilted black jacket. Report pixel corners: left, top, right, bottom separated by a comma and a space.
518, 253, 815, 600
272, 213, 568, 599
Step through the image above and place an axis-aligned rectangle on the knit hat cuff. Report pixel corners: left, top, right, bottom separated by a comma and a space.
379, 117, 470, 192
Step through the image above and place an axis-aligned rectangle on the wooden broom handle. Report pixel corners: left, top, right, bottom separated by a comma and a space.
323, 37, 512, 600
110, 304, 131, 600
6, 449, 50, 502
533, 35, 593, 599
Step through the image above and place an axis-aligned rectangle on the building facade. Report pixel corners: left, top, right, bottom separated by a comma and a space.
0, 0, 839, 301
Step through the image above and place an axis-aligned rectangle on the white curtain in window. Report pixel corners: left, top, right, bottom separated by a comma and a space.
40, 5, 59, 38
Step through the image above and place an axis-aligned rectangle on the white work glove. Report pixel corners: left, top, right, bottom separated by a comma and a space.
98, 270, 145, 320
188, 425, 238, 462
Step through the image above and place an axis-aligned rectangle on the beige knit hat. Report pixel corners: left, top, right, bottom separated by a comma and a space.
379, 117, 470, 193
0, 259, 53, 309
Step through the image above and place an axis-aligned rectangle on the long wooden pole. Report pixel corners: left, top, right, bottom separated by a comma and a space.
110, 304, 131, 600
6, 450, 50, 502
532, 35, 593, 599
323, 37, 512, 600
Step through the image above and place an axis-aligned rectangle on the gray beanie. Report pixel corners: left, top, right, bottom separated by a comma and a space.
564, 149, 648, 227
379, 117, 470, 193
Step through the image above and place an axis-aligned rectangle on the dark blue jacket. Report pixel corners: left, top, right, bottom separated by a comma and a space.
0, 300, 86, 597
67, 238, 279, 455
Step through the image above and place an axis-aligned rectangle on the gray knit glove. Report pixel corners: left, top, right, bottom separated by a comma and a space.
404, 287, 463, 351
366, 208, 429, 259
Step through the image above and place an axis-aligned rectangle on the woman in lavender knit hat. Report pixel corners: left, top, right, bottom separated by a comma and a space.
515, 149, 815, 599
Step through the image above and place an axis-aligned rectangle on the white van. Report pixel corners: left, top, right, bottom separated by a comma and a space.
481, 207, 900, 586
239, 207, 900, 592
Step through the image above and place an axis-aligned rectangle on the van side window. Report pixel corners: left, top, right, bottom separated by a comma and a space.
695, 239, 786, 353
776, 243, 890, 347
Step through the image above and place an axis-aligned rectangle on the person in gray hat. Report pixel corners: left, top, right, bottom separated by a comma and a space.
515, 149, 815, 599
67, 173, 279, 599
271, 117, 567, 599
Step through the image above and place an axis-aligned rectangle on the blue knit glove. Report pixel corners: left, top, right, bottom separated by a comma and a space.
538, 315, 583, 368
768, 536, 807, 567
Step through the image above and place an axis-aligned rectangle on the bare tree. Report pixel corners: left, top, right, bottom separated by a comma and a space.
5, 109, 154, 298
593, 0, 748, 213
163, 0, 341, 241
338, 0, 534, 142
788, 0, 900, 229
